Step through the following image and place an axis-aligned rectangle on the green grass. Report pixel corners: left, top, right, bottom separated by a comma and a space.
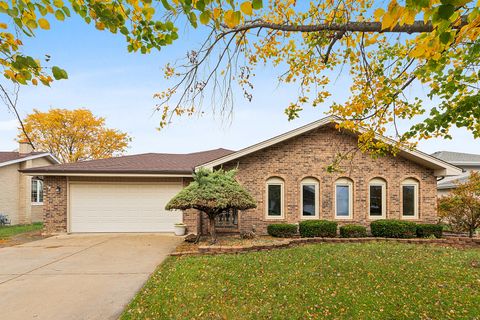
0, 222, 43, 239
122, 243, 480, 320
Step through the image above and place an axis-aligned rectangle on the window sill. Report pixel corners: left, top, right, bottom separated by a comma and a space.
31, 202, 44, 206
265, 216, 285, 220
401, 216, 419, 220
300, 215, 320, 220
368, 215, 386, 220
334, 217, 353, 220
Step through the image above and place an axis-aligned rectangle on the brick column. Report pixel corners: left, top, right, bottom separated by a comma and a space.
43, 176, 68, 234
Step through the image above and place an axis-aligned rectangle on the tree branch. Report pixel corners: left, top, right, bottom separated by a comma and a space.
221, 17, 468, 35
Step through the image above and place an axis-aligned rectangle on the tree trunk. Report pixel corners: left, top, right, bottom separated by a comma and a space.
208, 215, 217, 244
469, 227, 474, 238
194, 211, 203, 244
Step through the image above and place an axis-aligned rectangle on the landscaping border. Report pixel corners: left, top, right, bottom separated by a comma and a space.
170, 236, 480, 256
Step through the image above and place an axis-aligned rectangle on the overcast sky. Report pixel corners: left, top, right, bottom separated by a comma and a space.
0, 15, 478, 155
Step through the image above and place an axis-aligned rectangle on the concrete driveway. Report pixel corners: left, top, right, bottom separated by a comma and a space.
0, 233, 181, 320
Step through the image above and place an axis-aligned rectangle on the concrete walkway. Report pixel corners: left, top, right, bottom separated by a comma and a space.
0, 233, 181, 320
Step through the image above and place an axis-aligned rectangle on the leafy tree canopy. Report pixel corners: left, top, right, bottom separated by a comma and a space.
166, 168, 256, 243
19, 108, 131, 163
166, 168, 256, 213
438, 171, 480, 237
2, 0, 480, 155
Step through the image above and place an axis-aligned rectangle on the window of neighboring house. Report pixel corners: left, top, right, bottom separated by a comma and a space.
31, 178, 44, 204
301, 178, 319, 219
335, 178, 353, 219
369, 178, 386, 219
402, 178, 419, 219
266, 177, 284, 219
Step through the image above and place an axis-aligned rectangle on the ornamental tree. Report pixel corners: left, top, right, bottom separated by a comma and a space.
19, 108, 131, 163
165, 168, 256, 243
1, 0, 480, 157
438, 171, 480, 238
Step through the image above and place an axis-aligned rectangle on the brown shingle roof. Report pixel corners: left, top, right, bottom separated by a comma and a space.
21, 148, 234, 175
0, 152, 47, 164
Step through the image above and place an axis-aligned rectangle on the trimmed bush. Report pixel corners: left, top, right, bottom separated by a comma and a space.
339, 224, 368, 238
267, 224, 297, 238
299, 220, 337, 238
416, 224, 443, 238
370, 219, 417, 238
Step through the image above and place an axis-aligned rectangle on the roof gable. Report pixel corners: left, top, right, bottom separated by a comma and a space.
0, 152, 59, 168
197, 116, 462, 177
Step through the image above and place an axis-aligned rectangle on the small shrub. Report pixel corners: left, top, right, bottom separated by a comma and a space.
240, 231, 256, 239
299, 220, 337, 238
370, 219, 417, 238
267, 224, 297, 238
339, 224, 367, 238
416, 224, 443, 238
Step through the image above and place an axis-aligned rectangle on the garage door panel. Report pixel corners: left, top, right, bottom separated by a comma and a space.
70, 183, 182, 233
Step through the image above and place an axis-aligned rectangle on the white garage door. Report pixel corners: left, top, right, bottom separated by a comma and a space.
69, 183, 183, 233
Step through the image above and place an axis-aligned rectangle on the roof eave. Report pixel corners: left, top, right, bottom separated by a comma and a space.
21, 171, 193, 178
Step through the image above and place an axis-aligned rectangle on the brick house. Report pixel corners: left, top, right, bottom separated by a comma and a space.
22, 116, 461, 235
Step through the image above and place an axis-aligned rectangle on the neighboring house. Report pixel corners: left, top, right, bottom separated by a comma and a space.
431, 151, 480, 196
22, 116, 461, 235
0, 142, 59, 225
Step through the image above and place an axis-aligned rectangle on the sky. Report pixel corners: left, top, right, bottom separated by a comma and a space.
0, 13, 478, 155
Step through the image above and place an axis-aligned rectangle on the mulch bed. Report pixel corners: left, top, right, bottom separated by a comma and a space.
172, 234, 480, 256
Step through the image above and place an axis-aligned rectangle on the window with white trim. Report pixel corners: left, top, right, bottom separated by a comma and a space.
301, 178, 319, 218
369, 178, 386, 219
402, 178, 419, 219
31, 178, 44, 204
266, 177, 284, 218
335, 178, 353, 219
300, 178, 320, 219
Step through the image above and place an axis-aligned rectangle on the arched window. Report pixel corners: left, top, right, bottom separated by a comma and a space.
401, 178, 419, 219
266, 177, 284, 219
300, 178, 319, 219
335, 178, 353, 219
368, 178, 386, 219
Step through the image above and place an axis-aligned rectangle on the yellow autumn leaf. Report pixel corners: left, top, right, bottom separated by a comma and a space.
373, 8, 384, 21
0, 22, 7, 29
403, 9, 416, 25
38, 18, 50, 30
224, 10, 240, 28
213, 7, 221, 19
381, 12, 394, 30
240, 1, 253, 16
410, 45, 425, 58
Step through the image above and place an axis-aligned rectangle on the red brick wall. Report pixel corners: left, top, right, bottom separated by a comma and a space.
203, 125, 438, 235
43, 176, 68, 234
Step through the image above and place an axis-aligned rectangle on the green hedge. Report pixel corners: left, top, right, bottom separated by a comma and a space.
370, 219, 417, 238
299, 220, 337, 238
267, 224, 297, 238
416, 224, 443, 238
339, 225, 368, 238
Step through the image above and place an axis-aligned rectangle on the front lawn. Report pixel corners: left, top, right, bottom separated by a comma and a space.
122, 242, 480, 320
0, 222, 43, 239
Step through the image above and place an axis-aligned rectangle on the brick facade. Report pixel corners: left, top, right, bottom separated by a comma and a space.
185, 125, 438, 235
43, 176, 68, 234
42, 126, 439, 236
